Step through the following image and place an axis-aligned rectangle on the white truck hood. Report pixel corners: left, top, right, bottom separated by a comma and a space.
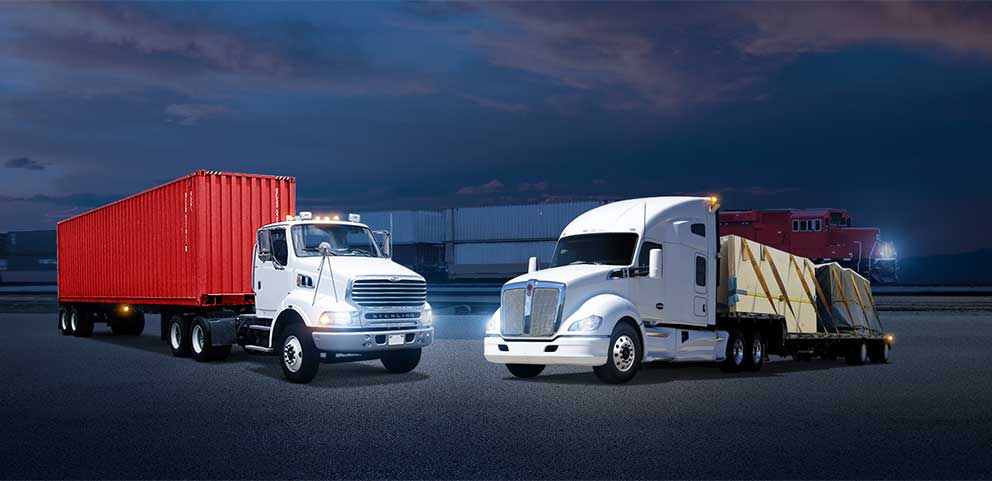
296, 256, 423, 304
506, 264, 625, 320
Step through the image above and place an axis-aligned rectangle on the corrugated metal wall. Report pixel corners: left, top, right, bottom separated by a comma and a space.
358, 210, 447, 244
58, 171, 295, 306
452, 201, 604, 242
452, 241, 558, 265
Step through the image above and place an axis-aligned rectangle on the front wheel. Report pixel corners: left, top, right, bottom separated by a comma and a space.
506, 363, 545, 378
593, 323, 641, 384
280, 324, 319, 383
380, 348, 422, 373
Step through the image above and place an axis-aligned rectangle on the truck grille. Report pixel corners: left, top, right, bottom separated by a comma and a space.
350, 278, 427, 308
500, 283, 563, 337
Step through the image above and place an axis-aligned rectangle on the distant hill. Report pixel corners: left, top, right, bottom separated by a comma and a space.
898, 249, 992, 286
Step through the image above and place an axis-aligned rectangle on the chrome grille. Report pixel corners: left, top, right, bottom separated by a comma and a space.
529, 288, 559, 337
501, 288, 526, 336
350, 278, 427, 308
499, 282, 563, 337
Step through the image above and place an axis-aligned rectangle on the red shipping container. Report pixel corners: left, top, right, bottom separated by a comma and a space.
58, 171, 296, 307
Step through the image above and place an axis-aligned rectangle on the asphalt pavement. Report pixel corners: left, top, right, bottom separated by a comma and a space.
1, 297, 991, 479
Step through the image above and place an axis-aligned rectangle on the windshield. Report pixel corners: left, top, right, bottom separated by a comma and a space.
291, 224, 382, 258
550, 233, 638, 267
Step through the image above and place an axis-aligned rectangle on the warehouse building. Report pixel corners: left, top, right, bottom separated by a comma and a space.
357, 201, 608, 281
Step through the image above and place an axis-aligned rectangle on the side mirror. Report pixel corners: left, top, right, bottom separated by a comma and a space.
648, 248, 662, 279
528, 256, 538, 273
318, 241, 333, 257
373, 230, 391, 258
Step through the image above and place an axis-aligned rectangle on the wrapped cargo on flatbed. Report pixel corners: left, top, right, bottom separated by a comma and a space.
814, 263, 882, 335
718, 235, 818, 333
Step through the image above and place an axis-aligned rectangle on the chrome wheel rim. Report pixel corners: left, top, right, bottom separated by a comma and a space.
860, 343, 868, 362
752, 338, 763, 364
612, 335, 636, 372
60, 312, 68, 331
70, 312, 78, 332
883, 344, 890, 361
170, 322, 182, 350
283, 336, 303, 373
732, 337, 744, 365
191, 325, 204, 354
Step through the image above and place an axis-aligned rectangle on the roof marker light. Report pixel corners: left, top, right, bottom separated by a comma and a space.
286, 215, 294, 221
332, 215, 340, 221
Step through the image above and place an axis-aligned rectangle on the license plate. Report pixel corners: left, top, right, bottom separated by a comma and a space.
388, 334, 405, 346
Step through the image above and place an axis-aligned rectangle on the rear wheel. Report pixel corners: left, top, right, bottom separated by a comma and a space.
168, 315, 192, 357
868, 341, 890, 364
280, 324, 319, 383
190, 317, 232, 362
593, 323, 641, 384
58, 306, 71, 335
70, 307, 93, 337
744, 329, 765, 372
845, 341, 868, 365
506, 363, 545, 378
380, 348, 422, 373
721, 328, 745, 373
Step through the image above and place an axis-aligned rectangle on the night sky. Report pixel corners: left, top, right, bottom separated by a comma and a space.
1, 2, 989, 257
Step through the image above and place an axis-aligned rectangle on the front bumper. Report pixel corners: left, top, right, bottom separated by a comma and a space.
483, 334, 609, 366
312, 326, 433, 353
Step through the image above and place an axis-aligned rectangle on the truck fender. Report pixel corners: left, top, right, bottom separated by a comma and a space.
268, 306, 311, 348
564, 293, 643, 339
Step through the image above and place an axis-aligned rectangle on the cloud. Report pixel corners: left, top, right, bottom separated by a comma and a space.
517, 181, 548, 192
456, 93, 528, 113
457, 179, 505, 195
165, 103, 229, 125
4, 157, 47, 170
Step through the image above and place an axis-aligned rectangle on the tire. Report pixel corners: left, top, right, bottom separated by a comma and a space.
380, 348, 422, 374
168, 315, 192, 357
845, 341, 868, 365
593, 323, 641, 384
506, 363, 545, 378
190, 317, 232, 362
70, 307, 94, 337
111, 313, 145, 336
58, 306, 71, 335
721, 328, 745, 373
868, 341, 891, 364
280, 324, 319, 383
744, 329, 765, 372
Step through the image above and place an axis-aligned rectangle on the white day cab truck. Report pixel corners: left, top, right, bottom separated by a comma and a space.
57, 171, 433, 383
484, 196, 893, 383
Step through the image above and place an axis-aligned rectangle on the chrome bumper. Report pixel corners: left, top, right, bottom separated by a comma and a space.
312, 326, 433, 353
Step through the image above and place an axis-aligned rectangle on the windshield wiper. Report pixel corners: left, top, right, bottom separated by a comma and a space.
568, 260, 602, 266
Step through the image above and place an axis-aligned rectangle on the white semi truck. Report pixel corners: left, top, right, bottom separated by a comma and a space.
484, 196, 892, 383
58, 171, 433, 384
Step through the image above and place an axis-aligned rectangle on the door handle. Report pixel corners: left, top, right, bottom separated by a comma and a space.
257, 282, 262, 290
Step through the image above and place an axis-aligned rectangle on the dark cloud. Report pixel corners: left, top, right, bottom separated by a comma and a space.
164, 103, 229, 126
4, 157, 47, 170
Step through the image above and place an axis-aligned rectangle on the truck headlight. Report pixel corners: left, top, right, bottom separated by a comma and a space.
486, 312, 500, 334
567, 315, 602, 332
318, 311, 359, 327
421, 306, 433, 326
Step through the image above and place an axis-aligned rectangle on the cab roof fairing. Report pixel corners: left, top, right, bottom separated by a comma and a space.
559, 197, 709, 243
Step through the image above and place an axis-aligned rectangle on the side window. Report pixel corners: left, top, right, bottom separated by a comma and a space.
695, 256, 706, 287
257, 230, 271, 261
270, 228, 289, 266
814, 219, 821, 231
691, 223, 705, 237
637, 242, 663, 267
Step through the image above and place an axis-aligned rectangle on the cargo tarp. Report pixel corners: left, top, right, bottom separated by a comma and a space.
718, 235, 818, 334
814, 263, 882, 335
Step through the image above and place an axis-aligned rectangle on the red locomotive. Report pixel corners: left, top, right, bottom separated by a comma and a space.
719, 208, 897, 284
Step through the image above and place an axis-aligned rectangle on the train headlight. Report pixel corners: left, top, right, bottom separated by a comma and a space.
878, 242, 896, 259
568, 315, 603, 332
